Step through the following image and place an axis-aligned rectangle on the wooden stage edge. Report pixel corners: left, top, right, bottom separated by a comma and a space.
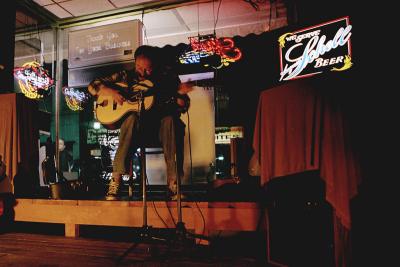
14, 199, 262, 244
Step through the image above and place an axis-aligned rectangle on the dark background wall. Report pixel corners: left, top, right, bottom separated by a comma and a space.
163, 1, 385, 265
0, 2, 16, 92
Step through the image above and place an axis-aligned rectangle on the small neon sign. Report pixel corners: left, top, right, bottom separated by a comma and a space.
62, 87, 89, 111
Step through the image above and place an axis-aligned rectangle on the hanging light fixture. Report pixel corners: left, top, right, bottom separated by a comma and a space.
14, 23, 54, 99
179, 1, 242, 69
13, 61, 54, 99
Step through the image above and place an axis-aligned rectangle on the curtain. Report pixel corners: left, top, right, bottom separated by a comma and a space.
252, 79, 361, 267
0, 93, 39, 194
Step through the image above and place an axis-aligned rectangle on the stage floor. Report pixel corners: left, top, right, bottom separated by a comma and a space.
0, 232, 267, 266
13, 196, 263, 243
31, 181, 262, 202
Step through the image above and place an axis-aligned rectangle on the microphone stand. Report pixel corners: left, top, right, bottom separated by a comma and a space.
117, 89, 167, 264
169, 102, 210, 248
117, 89, 210, 264
138, 89, 150, 236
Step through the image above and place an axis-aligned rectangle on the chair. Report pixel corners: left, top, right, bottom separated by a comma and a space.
128, 143, 166, 198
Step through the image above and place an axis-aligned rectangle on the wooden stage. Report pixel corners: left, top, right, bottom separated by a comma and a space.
0, 232, 265, 266
13, 199, 262, 244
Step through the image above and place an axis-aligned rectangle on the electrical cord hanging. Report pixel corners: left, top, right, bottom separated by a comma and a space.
212, 0, 215, 34
244, 0, 259, 11
197, 0, 200, 38
141, 10, 149, 44
194, 200, 206, 244
152, 200, 169, 228
213, 0, 223, 35
165, 199, 176, 226
268, 0, 272, 31
142, 158, 169, 228
186, 108, 193, 184
35, 22, 45, 66
186, 109, 207, 244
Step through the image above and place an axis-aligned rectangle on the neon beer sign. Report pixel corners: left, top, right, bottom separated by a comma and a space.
63, 87, 89, 111
279, 17, 353, 81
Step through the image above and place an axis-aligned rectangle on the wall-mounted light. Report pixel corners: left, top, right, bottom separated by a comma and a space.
93, 121, 101, 129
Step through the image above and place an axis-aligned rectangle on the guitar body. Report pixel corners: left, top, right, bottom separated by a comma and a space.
96, 95, 154, 129
95, 81, 154, 129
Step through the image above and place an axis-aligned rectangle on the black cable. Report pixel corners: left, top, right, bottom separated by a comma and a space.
212, 0, 215, 35
143, 156, 169, 228
141, 10, 148, 44
244, 0, 259, 11
165, 200, 176, 226
268, 0, 272, 30
152, 200, 169, 228
197, 0, 200, 37
194, 201, 206, 245
216, 230, 223, 239
255, 202, 267, 232
186, 110, 193, 184
214, 0, 223, 34
35, 22, 42, 64
186, 102, 207, 244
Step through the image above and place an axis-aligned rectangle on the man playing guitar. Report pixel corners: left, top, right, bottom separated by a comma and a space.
88, 45, 191, 200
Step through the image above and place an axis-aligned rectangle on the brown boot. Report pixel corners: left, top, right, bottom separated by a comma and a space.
168, 181, 186, 201
106, 173, 122, 200
170, 192, 187, 201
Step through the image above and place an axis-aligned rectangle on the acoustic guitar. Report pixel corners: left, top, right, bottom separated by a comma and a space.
95, 80, 154, 129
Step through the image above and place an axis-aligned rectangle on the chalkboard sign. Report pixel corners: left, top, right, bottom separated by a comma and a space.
68, 20, 143, 69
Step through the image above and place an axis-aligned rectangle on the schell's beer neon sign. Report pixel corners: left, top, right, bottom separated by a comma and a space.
279, 17, 353, 81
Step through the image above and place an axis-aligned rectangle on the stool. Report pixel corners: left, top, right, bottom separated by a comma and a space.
127, 141, 165, 198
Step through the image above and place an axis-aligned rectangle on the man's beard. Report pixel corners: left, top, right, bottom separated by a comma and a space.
136, 71, 152, 80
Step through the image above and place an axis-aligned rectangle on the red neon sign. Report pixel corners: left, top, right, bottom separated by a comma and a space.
189, 35, 242, 68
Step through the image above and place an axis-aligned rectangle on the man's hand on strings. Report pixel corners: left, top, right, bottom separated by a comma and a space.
98, 85, 125, 105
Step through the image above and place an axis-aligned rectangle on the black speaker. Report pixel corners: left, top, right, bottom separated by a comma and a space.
264, 171, 334, 266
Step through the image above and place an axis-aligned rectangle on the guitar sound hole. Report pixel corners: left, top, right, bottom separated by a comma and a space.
97, 100, 108, 107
